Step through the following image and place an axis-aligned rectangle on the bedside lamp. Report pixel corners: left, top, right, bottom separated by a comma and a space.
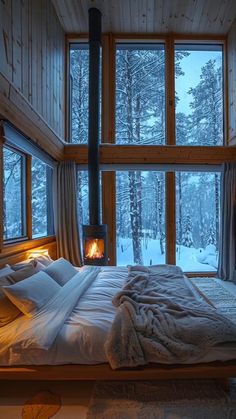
28, 249, 49, 259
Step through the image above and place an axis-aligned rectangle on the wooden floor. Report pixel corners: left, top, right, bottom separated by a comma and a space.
0, 380, 94, 419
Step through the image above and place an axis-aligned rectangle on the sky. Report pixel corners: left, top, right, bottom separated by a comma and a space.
176, 50, 222, 114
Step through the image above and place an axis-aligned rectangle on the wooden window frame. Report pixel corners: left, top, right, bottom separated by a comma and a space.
2, 144, 28, 243
0, 140, 55, 251
67, 34, 231, 275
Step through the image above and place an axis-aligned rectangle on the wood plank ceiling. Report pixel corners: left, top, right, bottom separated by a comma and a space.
52, 0, 236, 35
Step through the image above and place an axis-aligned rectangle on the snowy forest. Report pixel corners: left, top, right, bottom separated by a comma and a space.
73, 44, 223, 271
3, 148, 49, 240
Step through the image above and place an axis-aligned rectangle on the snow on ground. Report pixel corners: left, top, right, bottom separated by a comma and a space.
117, 238, 217, 272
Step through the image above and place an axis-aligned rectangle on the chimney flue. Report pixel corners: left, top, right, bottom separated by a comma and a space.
88, 7, 101, 225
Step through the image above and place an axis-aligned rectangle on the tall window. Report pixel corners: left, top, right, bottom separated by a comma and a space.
116, 171, 165, 265
77, 171, 89, 237
73, 37, 226, 274
176, 171, 221, 272
3, 147, 26, 240
175, 44, 224, 145
116, 44, 166, 144
69, 44, 89, 143
32, 157, 54, 238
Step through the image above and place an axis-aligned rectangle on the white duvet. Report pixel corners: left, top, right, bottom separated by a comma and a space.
0, 266, 127, 365
0, 265, 236, 366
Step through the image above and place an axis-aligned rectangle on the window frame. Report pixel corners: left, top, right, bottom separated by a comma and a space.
69, 34, 228, 275
174, 41, 225, 146
31, 156, 54, 240
3, 144, 28, 243
0, 123, 55, 247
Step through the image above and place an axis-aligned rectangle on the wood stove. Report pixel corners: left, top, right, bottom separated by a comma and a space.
82, 8, 108, 265
83, 224, 107, 265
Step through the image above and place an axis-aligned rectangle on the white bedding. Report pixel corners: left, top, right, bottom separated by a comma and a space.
0, 266, 236, 366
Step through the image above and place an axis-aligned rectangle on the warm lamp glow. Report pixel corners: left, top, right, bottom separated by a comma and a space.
85, 239, 104, 259
28, 249, 49, 259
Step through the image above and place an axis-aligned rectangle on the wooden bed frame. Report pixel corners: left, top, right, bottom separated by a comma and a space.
0, 360, 236, 381
0, 249, 235, 382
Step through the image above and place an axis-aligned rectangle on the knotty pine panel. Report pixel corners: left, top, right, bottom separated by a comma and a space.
0, 0, 65, 140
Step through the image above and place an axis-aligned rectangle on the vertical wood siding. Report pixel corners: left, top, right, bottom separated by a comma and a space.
0, 0, 65, 139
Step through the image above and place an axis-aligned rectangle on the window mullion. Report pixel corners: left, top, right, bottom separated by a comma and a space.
166, 35, 175, 145
166, 172, 176, 265
26, 155, 32, 240
102, 171, 116, 265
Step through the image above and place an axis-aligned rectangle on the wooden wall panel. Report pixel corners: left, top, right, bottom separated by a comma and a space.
0, 238, 57, 268
227, 19, 236, 146
0, 0, 65, 140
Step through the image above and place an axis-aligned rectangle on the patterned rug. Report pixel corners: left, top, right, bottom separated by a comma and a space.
191, 278, 236, 323
87, 380, 236, 419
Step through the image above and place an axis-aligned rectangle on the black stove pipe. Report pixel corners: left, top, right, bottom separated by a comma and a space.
88, 7, 101, 225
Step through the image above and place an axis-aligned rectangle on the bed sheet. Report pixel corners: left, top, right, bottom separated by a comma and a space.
1, 266, 236, 366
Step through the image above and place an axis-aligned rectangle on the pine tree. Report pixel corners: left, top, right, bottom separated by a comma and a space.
181, 215, 194, 247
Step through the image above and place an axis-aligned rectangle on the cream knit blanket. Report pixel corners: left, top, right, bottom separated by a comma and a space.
105, 265, 236, 369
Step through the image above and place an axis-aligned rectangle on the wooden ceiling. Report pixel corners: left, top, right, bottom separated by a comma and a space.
52, 0, 236, 35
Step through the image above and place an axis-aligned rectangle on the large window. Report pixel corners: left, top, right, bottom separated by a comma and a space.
175, 44, 224, 145
116, 44, 166, 144
72, 37, 226, 274
32, 157, 54, 238
2, 124, 55, 245
3, 147, 26, 240
176, 171, 221, 272
116, 171, 165, 265
69, 43, 101, 143
77, 171, 89, 236
69, 44, 89, 143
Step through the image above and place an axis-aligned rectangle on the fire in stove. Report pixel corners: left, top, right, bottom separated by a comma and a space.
82, 224, 107, 265
85, 238, 104, 259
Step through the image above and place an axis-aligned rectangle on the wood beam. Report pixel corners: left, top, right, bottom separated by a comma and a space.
64, 145, 236, 165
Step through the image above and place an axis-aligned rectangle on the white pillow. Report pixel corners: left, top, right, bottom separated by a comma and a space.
45, 258, 77, 286
34, 255, 54, 267
0, 266, 14, 278
2, 272, 61, 316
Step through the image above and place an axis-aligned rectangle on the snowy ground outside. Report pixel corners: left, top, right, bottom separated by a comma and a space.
117, 238, 217, 272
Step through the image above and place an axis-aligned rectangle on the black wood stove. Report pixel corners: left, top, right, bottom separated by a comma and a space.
82, 8, 108, 266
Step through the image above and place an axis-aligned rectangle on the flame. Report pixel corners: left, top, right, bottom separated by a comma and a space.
85, 239, 104, 259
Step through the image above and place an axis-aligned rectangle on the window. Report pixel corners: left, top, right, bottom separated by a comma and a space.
32, 157, 54, 238
73, 36, 226, 274
3, 147, 26, 240
1, 123, 55, 244
116, 44, 166, 144
69, 43, 89, 143
175, 44, 224, 145
176, 171, 221, 272
77, 171, 89, 236
116, 171, 166, 265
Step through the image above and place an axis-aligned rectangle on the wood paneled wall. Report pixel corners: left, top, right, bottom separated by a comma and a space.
227, 19, 236, 146
0, 0, 65, 140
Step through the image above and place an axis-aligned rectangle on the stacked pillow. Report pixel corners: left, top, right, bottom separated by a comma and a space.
0, 257, 78, 326
0, 261, 37, 326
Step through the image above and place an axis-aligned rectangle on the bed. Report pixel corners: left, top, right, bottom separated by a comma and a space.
0, 262, 236, 380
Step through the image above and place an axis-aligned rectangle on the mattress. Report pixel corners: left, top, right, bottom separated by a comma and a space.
0, 266, 236, 366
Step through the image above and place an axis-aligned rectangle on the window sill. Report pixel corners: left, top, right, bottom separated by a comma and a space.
1, 236, 56, 255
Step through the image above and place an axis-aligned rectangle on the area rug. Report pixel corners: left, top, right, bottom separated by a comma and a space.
191, 277, 236, 322
87, 379, 236, 419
